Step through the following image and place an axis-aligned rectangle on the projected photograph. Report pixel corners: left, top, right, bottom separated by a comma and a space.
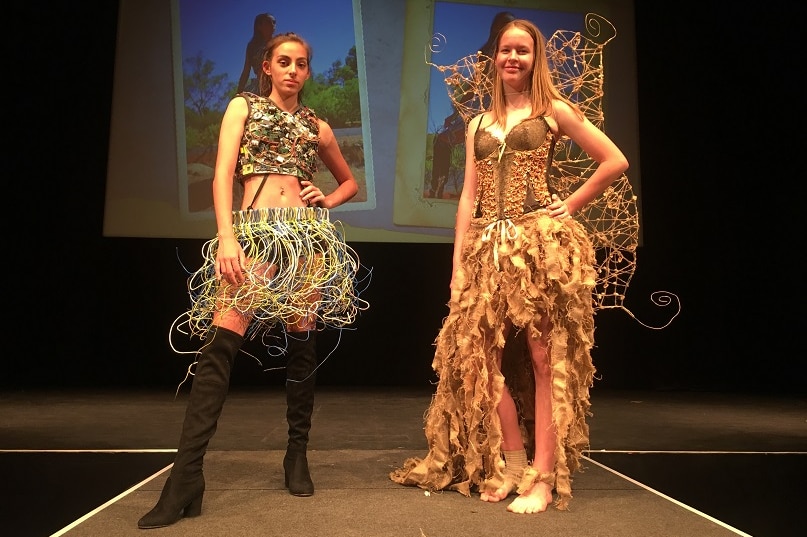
175, 0, 375, 217
393, 2, 583, 229
104, 0, 638, 243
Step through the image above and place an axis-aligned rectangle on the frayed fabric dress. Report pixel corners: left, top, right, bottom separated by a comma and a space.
389, 116, 597, 510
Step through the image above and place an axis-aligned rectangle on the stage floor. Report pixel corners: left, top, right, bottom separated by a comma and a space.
1, 387, 804, 537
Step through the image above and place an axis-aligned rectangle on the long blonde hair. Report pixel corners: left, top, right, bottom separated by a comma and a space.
488, 19, 583, 129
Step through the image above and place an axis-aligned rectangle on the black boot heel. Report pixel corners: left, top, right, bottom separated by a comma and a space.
183, 492, 204, 517
284, 449, 314, 496
137, 477, 205, 529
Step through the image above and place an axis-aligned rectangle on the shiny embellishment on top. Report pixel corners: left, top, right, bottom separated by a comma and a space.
236, 92, 320, 183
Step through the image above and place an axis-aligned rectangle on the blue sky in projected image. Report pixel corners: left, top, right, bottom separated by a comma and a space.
178, 0, 355, 104
427, 4, 582, 133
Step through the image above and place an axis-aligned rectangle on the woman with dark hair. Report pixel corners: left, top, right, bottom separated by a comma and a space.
479, 11, 517, 57
236, 13, 276, 93
138, 32, 367, 529
430, 11, 515, 198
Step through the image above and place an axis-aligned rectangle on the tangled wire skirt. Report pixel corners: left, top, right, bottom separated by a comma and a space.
183, 207, 366, 340
389, 210, 597, 510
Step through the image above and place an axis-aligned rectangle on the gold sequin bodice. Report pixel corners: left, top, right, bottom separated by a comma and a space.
473, 116, 556, 222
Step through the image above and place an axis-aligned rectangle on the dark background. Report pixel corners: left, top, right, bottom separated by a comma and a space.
8, 2, 800, 394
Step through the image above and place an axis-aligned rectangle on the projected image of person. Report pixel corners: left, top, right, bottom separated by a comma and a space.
429, 10, 514, 199
391, 19, 629, 513
138, 32, 368, 529
236, 12, 276, 93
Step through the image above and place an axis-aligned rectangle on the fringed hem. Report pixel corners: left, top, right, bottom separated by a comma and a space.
516, 468, 555, 494
183, 207, 369, 339
389, 210, 596, 510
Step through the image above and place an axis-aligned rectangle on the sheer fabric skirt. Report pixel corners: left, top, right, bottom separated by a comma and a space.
389, 210, 597, 510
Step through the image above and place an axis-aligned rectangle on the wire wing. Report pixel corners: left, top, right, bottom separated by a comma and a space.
427, 14, 679, 325
545, 14, 639, 311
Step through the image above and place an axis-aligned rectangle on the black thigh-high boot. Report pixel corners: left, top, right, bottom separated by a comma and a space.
138, 326, 243, 529
283, 330, 317, 496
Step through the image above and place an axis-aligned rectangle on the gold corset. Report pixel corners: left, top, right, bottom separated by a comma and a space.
473, 116, 556, 222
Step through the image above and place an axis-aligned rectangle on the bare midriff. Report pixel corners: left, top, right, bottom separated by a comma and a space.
241, 173, 308, 210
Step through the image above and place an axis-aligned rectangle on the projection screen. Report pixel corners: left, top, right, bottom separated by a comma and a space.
104, 0, 639, 243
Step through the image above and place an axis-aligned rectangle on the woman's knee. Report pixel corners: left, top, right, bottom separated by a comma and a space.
213, 311, 250, 336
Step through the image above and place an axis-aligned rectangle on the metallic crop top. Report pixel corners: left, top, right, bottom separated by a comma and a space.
473, 116, 557, 222
235, 92, 320, 184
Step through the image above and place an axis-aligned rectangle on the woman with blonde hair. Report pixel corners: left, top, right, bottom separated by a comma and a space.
391, 18, 628, 514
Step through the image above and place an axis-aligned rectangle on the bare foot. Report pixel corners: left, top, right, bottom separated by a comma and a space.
479, 477, 515, 503
507, 481, 553, 514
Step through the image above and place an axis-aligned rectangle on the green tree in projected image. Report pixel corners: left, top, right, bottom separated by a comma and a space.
183, 52, 232, 153
305, 46, 362, 129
